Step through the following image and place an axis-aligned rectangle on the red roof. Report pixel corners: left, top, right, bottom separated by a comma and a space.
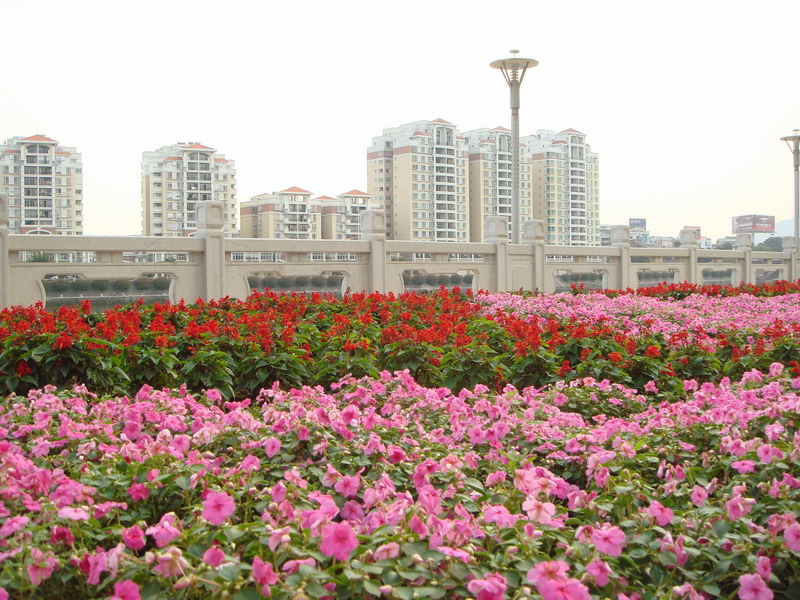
559, 128, 583, 134
55, 151, 71, 155
412, 131, 432, 136
3, 150, 20, 154
280, 186, 312, 194
340, 189, 369, 196
430, 118, 453, 125
456, 136, 465, 140
314, 196, 336, 201
164, 156, 183, 161
480, 139, 496, 144
491, 126, 511, 132
21, 134, 56, 143
214, 158, 228, 163
182, 143, 214, 150
552, 141, 567, 145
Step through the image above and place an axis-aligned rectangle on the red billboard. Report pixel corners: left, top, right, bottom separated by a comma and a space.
732, 215, 775, 234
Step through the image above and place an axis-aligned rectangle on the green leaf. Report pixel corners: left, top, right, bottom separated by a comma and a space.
393, 588, 414, 600
234, 589, 263, 600
363, 580, 382, 596
414, 588, 445, 599
306, 583, 329, 598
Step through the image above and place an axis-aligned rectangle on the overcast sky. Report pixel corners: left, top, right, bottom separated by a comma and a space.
2, 0, 798, 240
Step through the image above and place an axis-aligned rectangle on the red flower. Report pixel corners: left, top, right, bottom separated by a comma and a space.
52, 334, 73, 350
16, 361, 32, 377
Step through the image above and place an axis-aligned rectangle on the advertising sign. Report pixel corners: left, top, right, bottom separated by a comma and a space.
629, 218, 647, 229
732, 215, 775, 233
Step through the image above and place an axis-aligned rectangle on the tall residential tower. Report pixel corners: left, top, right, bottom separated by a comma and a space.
0, 135, 83, 235
141, 142, 237, 237
367, 119, 470, 241
523, 129, 600, 246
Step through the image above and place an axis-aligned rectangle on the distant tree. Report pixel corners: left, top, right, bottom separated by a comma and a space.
26, 252, 52, 262
762, 236, 783, 252
716, 242, 734, 250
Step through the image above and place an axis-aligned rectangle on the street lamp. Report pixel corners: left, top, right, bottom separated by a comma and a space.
491, 50, 538, 244
781, 130, 800, 249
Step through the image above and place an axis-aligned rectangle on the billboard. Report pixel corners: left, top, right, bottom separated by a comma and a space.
629, 218, 647, 229
732, 215, 775, 234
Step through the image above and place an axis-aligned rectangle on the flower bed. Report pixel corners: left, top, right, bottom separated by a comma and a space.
1, 284, 800, 399
0, 369, 798, 599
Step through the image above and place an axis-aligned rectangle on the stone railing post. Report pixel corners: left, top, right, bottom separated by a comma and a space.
680, 228, 699, 284
360, 210, 386, 293
735, 233, 753, 284
197, 201, 226, 301
783, 236, 797, 281
486, 216, 508, 292
0, 196, 8, 307
611, 225, 631, 289
523, 219, 545, 292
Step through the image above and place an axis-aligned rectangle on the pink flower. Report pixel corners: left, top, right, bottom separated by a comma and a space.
437, 546, 471, 563
264, 437, 282, 458
467, 573, 507, 600
127, 483, 149, 502
202, 491, 236, 526
146, 514, 181, 548
50, 526, 75, 545
334, 475, 360, 498
108, 580, 141, 600
281, 557, 316, 573
374, 542, 400, 560
205, 388, 222, 403
483, 505, 520, 529
644, 380, 658, 393
0, 515, 29, 538
121, 526, 146, 550
756, 556, 772, 581
58, 506, 90, 521
527, 560, 570, 584
535, 578, 591, 600
0, 587, 8, 600
585, 559, 612, 586
319, 522, 358, 561
690, 485, 708, 507
523, 497, 556, 524
252, 556, 279, 596
732, 460, 756, 474
727, 496, 755, 520
203, 546, 225, 567
271, 482, 286, 503
27, 547, 58, 585
152, 547, 189, 578
648, 501, 674, 526
590, 524, 626, 557
784, 523, 800, 551
738, 573, 773, 600
757, 444, 783, 464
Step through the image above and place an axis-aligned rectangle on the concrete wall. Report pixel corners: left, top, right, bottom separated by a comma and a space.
0, 202, 796, 308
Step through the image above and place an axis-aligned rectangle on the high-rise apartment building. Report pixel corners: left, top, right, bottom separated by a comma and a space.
141, 142, 237, 237
240, 187, 321, 239
367, 119, 470, 241
463, 127, 532, 242
523, 129, 600, 246
320, 190, 381, 240
0, 135, 83, 235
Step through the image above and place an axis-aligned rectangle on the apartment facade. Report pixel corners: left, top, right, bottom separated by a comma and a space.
0, 135, 83, 235
367, 119, 470, 241
141, 142, 237, 237
240, 187, 321, 239
320, 190, 380, 240
523, 129, 600, 246
463, 127, 532, 242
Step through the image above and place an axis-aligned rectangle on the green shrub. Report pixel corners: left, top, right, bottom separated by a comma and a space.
133, 278, 151, 291
71, 279, 90, 292
311, 275, 326, 287
89, 279, 109, 292
110, 279, 131, 292
152, 278, 171, 291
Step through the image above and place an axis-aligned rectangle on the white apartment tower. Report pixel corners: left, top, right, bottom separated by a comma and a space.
463, 127, 533, 242
0, 135, 83, 235
240, 187, 321, 239
523, 129, 600, 246
142, 142, 237, 237
320, 190, 381, 240
367, 119, 470, 241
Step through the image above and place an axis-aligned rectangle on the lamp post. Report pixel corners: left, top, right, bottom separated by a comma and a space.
781, 130, 800, 249
491, 50, 538, 244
